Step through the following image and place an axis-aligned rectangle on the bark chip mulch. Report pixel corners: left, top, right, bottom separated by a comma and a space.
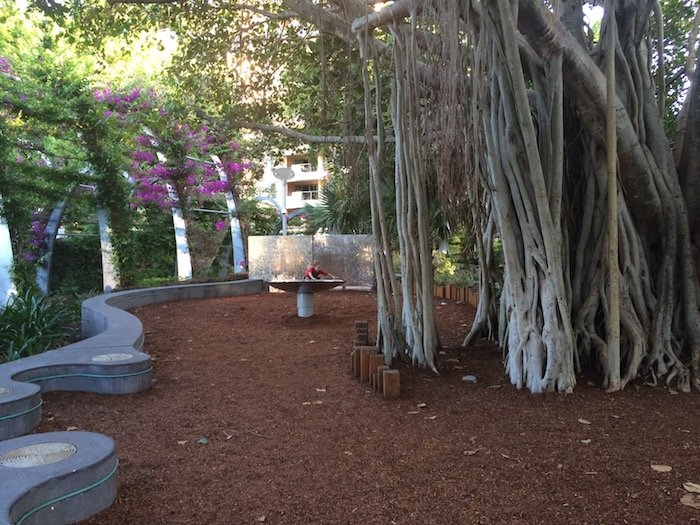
35, 291, 700, 524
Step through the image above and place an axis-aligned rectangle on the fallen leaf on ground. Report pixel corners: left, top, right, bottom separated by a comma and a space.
581, 439, 592, 445
650, 464, 672, 472
313, 400, 323, 404
463, 448, 482, 456
66, 426, 78, 431
315, 388, 326, 392
683, 482, 700, 494
610, 414, 620, 419
681, 493, 700, 509
177, 440, 187, 445
578, 418, 591, 425
302, 402, 311, 406
417, 403, 427, 408
256, 515, 266, 522
425, 415, 438, 420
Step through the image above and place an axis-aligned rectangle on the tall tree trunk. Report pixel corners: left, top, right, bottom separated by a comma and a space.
604, 2, 621, 391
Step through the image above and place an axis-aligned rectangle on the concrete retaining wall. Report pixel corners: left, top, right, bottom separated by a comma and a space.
249, 234, 374, 287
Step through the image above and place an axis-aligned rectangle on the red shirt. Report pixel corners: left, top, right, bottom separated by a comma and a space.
304, 266, 330, 279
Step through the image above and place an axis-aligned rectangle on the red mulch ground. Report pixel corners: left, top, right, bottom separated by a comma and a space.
35, 290, 699, 524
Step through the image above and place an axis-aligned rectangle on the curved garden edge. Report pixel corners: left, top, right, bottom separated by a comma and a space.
0, 279, 265, 525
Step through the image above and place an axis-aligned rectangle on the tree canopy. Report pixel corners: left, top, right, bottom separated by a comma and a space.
14, 0, 700, 393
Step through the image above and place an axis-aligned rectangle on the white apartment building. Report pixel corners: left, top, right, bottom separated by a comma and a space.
258, 152, 328, 215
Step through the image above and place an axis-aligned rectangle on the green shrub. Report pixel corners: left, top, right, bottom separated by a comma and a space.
0, 289, 79, 363
433, 250, 457, 284
52, 234, 103, 295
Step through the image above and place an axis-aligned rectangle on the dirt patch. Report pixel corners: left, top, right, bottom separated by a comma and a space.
35, 290, 700, 524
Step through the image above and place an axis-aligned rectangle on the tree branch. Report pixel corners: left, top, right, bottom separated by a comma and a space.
350, 0, 421, 34
231, 121, 393, 144
108, 0, 296, 20
518, 0, 663, 229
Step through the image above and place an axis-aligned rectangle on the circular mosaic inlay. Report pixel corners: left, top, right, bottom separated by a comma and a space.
0, 443, 77, 468
91, 353, 133, 362
0, 387, 11, 396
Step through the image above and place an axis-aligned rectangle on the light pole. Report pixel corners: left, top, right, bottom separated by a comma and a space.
272, 167, 294, 236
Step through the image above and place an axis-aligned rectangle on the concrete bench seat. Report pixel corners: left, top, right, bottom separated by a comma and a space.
0, 278, 265, 523
0, 346, 151, 441
0, 431, 117, 525
0, 279, 265, 441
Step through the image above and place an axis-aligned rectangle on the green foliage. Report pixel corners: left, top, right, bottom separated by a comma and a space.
128, 208, 176, 285
0, 4, 99, 289
0, 288, 79, 363
432, 251, 457, 284
51, 234, 103, 295
237, 198, 281, 236
303, 171, 372, 234
651, 0, 698, 137
432, 249, 477, 287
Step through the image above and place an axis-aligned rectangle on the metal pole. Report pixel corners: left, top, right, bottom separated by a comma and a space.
282, 180, 288, 236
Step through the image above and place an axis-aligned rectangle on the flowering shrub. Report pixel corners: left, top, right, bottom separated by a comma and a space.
22, 215, 48, 263
0, 56, 12, 75
93, 86, 152, 123
90, 85, 254, 277
128, 124, 251, 210
92, 86, 252, 214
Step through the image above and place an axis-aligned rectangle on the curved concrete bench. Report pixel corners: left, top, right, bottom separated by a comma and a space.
0, 279, 265, 523
0, 278, 265, 441
0, 431, 117, 525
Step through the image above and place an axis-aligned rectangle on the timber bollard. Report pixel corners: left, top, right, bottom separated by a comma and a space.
354, 320, 369, 346
368, 353, 384, 390
350, 349, 358, 376
375, 365, 390, 394
351, 347, 362, 378
359, 346, 378, 382
383, 369, 400, 399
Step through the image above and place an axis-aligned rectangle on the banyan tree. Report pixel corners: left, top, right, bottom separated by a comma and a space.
88, 0, 700, 392
351, 0, 700, 393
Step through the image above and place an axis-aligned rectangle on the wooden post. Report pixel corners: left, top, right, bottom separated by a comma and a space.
368, 354, 384, 390
383, 369, 400, 399
359, 347, 377, 382
354, 320, 369, 346
375, 365, 390, 394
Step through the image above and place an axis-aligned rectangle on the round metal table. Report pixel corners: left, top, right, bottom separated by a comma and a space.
267, 279, 344, 317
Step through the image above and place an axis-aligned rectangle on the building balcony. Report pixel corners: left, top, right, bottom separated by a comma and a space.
287, 190, 321, 210
288, 164, 325, 182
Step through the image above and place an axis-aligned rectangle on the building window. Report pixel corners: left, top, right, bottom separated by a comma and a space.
289, 182, 319, 200
286, 155, 315, 172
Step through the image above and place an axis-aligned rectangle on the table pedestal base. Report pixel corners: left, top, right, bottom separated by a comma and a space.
297, 285, 313, 317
